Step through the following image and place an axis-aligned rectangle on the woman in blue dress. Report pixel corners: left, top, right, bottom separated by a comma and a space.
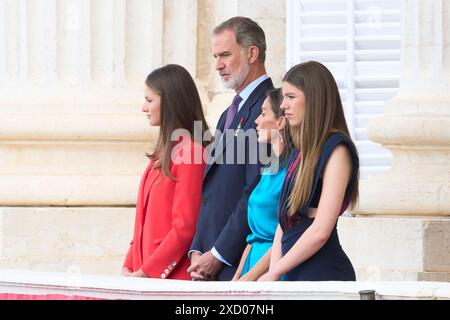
259, 61, 359, 281
232, 88, 294, 281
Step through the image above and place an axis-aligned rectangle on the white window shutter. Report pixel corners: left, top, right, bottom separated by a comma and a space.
286, 0, 400, 179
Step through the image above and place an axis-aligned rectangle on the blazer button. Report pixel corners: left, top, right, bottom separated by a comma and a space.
164, 269, 169, 275
161, 273, 166, 279
171, 261, 177, 266
168, 265, 173, 270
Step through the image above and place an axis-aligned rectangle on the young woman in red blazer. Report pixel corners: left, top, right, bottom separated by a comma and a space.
122, 64, 209, 280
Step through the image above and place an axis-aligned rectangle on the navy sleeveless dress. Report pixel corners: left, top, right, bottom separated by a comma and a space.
278, 132, 359, 281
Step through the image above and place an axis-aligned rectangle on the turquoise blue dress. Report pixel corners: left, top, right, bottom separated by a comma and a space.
241, 165, 286, 276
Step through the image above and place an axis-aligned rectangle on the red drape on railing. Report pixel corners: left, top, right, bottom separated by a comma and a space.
0, 293, 104, 300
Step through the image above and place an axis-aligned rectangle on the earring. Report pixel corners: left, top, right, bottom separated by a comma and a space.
279, 130, 284, 144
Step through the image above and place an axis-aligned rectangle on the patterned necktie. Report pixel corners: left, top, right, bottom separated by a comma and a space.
224, 94, 242, 130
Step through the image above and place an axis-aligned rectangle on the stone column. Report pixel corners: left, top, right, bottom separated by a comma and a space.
0, 0, 288, 276
0, 0, 165, 275
0, 0, 165, 206
345, 0, 450, 281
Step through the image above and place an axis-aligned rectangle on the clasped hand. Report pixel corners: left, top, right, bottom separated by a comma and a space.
187, 251, 223, 281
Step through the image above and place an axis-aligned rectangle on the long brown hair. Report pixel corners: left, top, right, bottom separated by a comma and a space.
266, 88, 294, 163
284, 61, 359, 216
145, 64, 209, 179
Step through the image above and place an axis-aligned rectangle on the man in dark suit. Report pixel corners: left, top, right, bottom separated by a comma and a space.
188, 16, 274, 281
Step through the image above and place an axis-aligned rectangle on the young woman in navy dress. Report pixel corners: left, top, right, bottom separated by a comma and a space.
259, 61, 359, 281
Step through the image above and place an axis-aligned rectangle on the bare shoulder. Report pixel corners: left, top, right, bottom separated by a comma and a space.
324, 144, 352, 177
329, 144, 352, 162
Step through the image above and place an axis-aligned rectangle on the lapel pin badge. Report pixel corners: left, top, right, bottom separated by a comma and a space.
235, 117, 245, 137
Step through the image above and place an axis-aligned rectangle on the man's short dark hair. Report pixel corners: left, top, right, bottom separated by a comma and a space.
213, 16, 267, 63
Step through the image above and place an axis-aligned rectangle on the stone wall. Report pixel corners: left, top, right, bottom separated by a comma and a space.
0, 0, 287, 275
1, 0, 448, 282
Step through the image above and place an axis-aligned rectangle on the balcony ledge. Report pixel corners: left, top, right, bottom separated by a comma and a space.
0, 269, 449, 300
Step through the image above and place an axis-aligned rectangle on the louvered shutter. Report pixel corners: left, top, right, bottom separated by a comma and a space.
287, 0, 401, 179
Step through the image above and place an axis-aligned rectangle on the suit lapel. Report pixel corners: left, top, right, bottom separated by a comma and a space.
203, 114, 226, 176
211, 102, 252, 164
204, 78, 273, 177
141, 163, 161, 223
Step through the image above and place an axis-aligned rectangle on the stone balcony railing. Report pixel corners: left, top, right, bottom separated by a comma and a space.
0, 269, 449, 300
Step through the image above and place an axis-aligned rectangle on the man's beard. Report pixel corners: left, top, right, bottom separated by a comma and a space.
222, 62, 250, 90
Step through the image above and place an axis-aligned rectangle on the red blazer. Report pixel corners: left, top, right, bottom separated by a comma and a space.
123, 140, 205, 279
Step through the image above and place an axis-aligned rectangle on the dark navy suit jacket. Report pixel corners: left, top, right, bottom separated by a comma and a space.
190, 78, 274, 280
